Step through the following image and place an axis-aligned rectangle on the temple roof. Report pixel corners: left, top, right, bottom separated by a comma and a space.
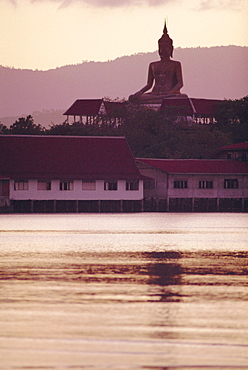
161, 97, 223, 116
64, 99, 127, 117
64, 99, 103, 116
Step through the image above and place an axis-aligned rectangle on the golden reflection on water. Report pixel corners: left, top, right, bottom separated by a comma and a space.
0, 213, 248, 369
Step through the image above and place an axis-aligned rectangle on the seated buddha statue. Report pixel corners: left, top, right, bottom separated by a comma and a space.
129, 22, 187, 104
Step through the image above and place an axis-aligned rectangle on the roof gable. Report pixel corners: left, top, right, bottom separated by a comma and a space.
0, 135, 142, 180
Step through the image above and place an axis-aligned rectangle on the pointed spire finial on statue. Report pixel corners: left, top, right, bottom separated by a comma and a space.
163, 18, 168, 34
158, 18, 173, 57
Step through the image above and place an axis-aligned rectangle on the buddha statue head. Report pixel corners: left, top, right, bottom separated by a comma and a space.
158, 21, 174, 59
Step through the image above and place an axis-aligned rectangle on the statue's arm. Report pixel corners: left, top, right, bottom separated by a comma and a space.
134, 63, 154, 97
170, 61, 183, 92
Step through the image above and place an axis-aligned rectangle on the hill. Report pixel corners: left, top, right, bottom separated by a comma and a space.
1, 46, 247, 126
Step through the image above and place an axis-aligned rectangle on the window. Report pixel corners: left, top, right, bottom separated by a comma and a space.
199, 180, 213, 189
14, 180, 28, 190
82, 180, 96, 190
60, 181, 73, 191
126, 180, 139, 191
242, 153, 248, 162
174, 180, 188, 189
37, 180, 51, 190
224, 179, 239, 189
104, 181, 118, 191
0, 180, 9, 196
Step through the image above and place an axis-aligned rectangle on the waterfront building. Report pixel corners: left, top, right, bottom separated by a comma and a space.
0, 135, 144, 213
214, 142, 248, 162
136, 158, 248, 212
1, 135, 247, 213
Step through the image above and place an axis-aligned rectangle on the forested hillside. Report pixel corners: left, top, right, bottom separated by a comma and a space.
1, 46, 247, 123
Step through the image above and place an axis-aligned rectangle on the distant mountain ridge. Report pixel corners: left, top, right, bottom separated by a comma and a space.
1, 46, 247, 126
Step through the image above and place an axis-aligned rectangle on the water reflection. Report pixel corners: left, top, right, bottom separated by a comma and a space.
1, 250, 247, 303
0, 214, 248, 369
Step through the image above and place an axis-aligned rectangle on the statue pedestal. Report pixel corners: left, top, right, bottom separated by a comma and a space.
141, 103, 161, 111
140, 94, 189, 111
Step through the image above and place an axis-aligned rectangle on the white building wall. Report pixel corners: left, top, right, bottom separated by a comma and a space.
137, 163, 168, 198
164, 174, 248, 199
137, 161, 248, 200
168, 175, 193, 198
9, 179, 143, 201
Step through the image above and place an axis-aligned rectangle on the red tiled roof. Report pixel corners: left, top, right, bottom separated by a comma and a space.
161, 97, 223, 116
0, 135, 142, 180
64, 99, 103, 116
137, 158, 248, 174
215, 142, 248, 152
191, 98, 223, 115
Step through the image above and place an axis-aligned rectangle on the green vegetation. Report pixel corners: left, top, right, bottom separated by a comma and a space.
214, 96, 248, 144
1, 97, 247, 159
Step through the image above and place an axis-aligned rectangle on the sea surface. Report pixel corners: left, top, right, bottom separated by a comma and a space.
0, 212, 247, 369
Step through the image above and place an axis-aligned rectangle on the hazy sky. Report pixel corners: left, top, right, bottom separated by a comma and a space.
1, 0, 247, 70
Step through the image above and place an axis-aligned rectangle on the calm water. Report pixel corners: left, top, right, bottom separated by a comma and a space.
0, 213, 247, 369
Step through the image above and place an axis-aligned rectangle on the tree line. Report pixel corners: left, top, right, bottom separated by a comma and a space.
1, 96, 247, 159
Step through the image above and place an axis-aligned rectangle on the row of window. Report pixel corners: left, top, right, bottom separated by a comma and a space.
13, 179, 241, 191
14, 180, 140, 191
174, 179, 239, 189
